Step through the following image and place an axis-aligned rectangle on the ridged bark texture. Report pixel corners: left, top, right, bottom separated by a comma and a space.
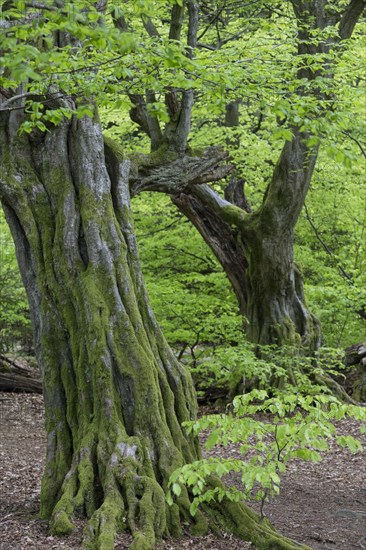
0, 113, 199, 548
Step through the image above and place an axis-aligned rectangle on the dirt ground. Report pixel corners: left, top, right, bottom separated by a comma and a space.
0, 393, 365, 550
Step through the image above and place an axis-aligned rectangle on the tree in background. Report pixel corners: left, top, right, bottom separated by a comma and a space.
0, 214, 32, 353
120, 0, 365, 353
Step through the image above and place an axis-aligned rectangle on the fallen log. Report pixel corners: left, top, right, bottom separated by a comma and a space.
344, 343, 366, 366
343, 343, 366, 402
0, 355, 42, 394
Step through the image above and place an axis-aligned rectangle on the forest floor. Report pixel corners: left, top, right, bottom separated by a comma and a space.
0, 393, 365, 550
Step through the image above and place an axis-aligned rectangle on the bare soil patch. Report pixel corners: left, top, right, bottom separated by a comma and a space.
0, 393, 365, 549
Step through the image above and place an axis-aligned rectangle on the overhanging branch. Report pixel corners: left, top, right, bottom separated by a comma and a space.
130, 148, 233, 197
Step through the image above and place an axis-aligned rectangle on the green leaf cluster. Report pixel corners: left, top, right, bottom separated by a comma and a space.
168, 390, 366, 517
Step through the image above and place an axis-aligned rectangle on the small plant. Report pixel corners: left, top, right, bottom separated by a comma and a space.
167, 390, 366, 518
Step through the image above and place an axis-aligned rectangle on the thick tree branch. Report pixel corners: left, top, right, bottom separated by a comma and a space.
128, 94, 163, 148
167, 1, 199, 153
171, 188, 250, 314
141, 15, 160, 38
339, 0, 366, 40
258, 0, 365, 235
129, 148, 233, 197
0, 355, 42, 394
189, 183, 247, 227
169, 3, 185, 41
258, 133, 319, 232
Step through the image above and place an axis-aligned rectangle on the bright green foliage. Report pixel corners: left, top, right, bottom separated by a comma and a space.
0, 1, 138, 104
0, 208, 31, 353
296, 147, 366, 347
133, 192, 243, 383
168, 390, 366, 517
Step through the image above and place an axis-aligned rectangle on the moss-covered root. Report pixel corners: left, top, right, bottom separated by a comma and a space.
48, 433, 170, 550
202, 479, 312, 550
212, 499, 312, 550
82, 474, 167, 550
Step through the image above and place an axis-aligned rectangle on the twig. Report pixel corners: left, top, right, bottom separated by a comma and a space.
304, 203, 353, 282
342, 130, 366, 158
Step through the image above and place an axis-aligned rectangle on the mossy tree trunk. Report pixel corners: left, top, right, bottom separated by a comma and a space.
240, 134, 321, 349
0, 108, 198, 548
0, 103, 309, 550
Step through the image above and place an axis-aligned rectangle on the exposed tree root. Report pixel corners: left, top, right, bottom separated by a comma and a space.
46, 424, 172, 549
314, 372, 358, 405
207, 499, 311, 550
200, 478, 312, 550
46, 433, 312, 550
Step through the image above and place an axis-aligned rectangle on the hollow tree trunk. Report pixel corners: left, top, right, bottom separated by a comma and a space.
0, 106, 307, 550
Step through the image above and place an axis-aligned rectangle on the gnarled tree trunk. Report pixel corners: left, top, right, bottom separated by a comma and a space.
171, 155, 321, 353
0, 109, 198, 548
240, 133, 321, 349
0, 105, 308, 550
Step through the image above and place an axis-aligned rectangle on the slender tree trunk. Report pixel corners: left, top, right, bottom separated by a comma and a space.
0, 106, 307, 550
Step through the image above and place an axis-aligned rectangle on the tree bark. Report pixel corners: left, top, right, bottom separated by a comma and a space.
0, 104, 307, 550
240, 131, 322, 349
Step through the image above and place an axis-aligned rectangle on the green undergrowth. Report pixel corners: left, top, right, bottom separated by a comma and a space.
186, 341, 355, 401
168, 390, 366, 519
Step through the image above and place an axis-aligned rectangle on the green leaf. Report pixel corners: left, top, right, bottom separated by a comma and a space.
171, 483, 182, 497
